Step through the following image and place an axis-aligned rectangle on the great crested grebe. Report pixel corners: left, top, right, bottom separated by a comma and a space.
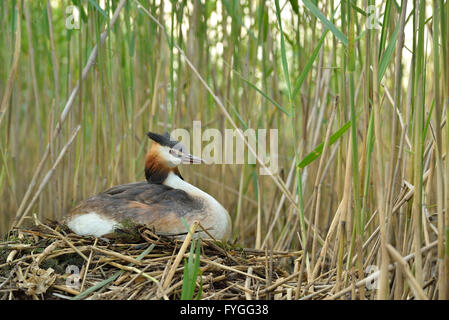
65, 132, 232, 241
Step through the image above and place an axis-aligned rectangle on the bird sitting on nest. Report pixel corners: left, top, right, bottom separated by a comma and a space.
64, 131, 232, 241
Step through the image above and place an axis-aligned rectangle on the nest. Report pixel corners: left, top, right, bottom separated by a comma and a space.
0, 220, 302, 300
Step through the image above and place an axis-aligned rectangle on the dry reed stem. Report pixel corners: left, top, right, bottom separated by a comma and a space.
386, 244, 428, 300
328, 241, 437, 300
17, 126, 81, 226
91, 247, 144, 266
162, 221, 198, 289
80, 238, 97, 292
36, 221, 88, 262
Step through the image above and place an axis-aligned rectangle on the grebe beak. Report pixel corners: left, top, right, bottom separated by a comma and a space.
181, 152, 203, 164
181, 153, 204, 164
169, 148, 203, 164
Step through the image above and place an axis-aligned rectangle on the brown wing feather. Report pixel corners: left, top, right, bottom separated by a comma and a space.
67, 181, 206, 235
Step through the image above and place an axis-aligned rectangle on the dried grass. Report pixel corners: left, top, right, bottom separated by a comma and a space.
0, 217, 440, 300
0, 220, 305, 300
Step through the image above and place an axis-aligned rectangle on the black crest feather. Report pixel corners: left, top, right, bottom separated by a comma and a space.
147, 131, 178, 148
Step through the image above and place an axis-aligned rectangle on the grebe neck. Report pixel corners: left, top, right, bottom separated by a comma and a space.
163, 172, 211, 199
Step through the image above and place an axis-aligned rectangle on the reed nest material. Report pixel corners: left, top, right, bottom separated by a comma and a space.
0, 221, 306, 300
0, 220, 441, 300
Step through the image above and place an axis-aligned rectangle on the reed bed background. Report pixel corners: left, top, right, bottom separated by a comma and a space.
1, 0, 448, 299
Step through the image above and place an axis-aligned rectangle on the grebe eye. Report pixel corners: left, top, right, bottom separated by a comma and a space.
169, 148, 182, 158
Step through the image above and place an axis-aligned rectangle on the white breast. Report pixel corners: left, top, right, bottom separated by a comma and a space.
164, 172, 232, 240
67, 212, 118, 237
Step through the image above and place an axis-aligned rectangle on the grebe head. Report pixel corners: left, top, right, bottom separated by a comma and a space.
145, 131, 203, 183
